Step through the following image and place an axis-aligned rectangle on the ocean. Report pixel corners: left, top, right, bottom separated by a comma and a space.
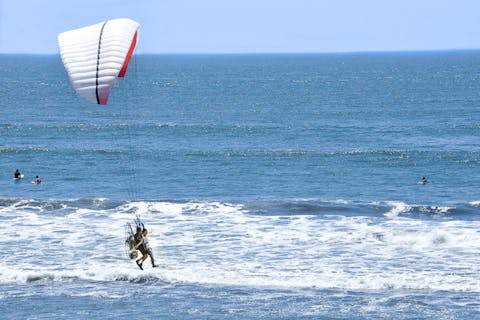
0, 52, 479, 319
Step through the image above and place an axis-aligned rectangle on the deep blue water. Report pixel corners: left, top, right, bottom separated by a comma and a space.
0, 52, 479, 319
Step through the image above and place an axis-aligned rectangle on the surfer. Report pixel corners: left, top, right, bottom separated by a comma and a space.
421, 176, 428, 184
14, 169, 22, 179
33, 175, 41, 184
134, 228, 157, 270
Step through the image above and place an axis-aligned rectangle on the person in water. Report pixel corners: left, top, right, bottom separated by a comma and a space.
33, 176, 41, 184
421, 176, 428, 184
14, 169, 22, 179
134, 228, 157, 270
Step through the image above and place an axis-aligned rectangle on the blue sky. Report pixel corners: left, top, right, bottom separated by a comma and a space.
1, 0, 479, 54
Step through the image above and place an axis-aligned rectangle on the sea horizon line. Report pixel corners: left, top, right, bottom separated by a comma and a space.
1, 48, 480, 57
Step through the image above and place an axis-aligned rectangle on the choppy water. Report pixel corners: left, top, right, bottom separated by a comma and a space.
0, 52, 479, 319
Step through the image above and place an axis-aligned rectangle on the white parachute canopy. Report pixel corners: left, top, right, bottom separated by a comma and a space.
58, 18, 140, 105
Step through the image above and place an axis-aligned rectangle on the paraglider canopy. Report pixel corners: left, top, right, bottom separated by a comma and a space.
58, 18, 140, 105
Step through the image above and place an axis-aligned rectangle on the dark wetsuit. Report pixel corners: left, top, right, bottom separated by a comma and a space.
134, 231, 147, 255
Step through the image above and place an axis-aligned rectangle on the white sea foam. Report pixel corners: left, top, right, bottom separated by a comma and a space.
1, 199, 479, 292
384, 201, 411, 218
470, 200, 480, 207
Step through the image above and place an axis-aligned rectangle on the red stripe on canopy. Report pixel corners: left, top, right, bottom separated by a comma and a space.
118, 31, 137, 78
